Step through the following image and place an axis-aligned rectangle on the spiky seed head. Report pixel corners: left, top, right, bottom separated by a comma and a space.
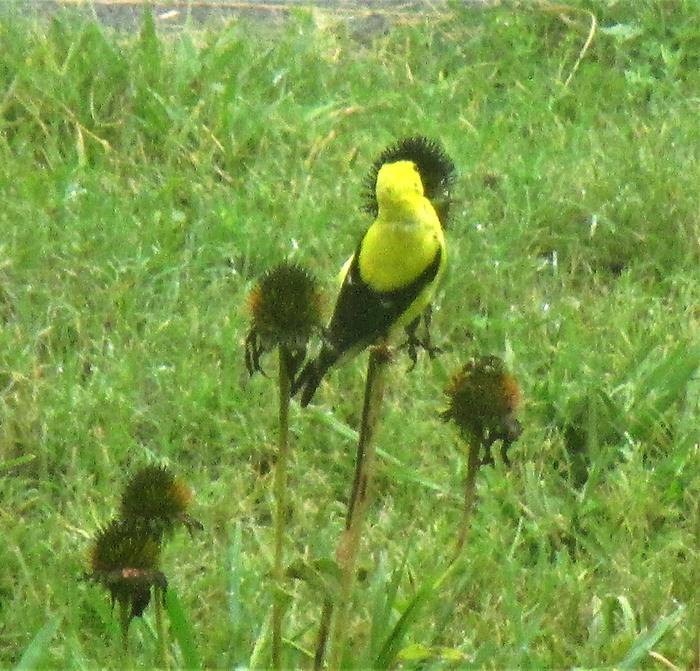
88, 518, 165, 618
245, 262, 324, 375
120, 464, 195, 535
364, 136, 456, 227
441, 356, 522, 447
90, 518, 160, 573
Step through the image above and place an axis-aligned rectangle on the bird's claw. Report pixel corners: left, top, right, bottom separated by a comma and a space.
401, 311, 442, 370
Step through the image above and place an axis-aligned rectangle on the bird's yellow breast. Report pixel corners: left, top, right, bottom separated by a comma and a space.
358, 196, 444, 293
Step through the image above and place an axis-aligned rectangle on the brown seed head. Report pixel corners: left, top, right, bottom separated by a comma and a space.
90, 518, 160, 574
245, 262, 324, 375
120, 464, 194, 534
89, 518, 165, 619
441, 356, 522, 446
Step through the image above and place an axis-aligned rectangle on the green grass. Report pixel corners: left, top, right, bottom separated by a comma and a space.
1, 0, 699, 668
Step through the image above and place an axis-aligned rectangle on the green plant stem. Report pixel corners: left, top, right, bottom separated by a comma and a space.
313, 597, 333, 671
118, 600, 130, 653
451, 439, 481, 564
154, 586, 169, 669
272, 346, 292, 670
694, 500, 700, 671
328, 345, 390, 671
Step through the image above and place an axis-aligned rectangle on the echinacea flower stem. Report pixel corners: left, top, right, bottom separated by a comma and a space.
451, 439, 481, 563
441, 357, 522, 564
118, 600, 130, 652
154, 586, 168, 669
694, 502, 700, 670
328, 344, 390, 671
272, 346, 293, 670
313, 597, 333, 671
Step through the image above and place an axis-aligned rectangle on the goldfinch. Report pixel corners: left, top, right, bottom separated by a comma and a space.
292, 144, 453, 407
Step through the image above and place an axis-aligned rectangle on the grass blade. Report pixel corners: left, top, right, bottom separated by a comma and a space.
165, 588, 201, 670
374, 565, 454, 670
367, 552, 408, 665
617, 605, 686, 669
0, 454, 36, 472
14, 616, 61, 671
249, 610, 272, 670
228, 523, 243, 636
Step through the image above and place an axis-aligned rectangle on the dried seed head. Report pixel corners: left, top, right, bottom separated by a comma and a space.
245, 262, 324, 375
120, 464, 196, 536
364, 136, 456, 227
90, 518, 160, 573
442, 356, 522, 454
89, 518, 165, 618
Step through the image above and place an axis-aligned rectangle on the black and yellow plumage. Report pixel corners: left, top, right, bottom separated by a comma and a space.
292, 138, 455, 407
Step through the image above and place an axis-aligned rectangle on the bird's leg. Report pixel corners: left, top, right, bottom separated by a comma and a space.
419, 305, 443, 359
400, 306, 442, 370
402, 317, 421, 370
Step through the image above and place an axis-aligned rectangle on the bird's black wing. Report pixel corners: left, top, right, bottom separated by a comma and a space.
328, 244, 442, 356
291, 244, 441, 407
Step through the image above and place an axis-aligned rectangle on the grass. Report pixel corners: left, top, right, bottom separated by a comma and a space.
1, 0, 699, 667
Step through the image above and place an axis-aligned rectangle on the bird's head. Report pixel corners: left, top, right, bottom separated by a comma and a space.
375, 160, 424, 209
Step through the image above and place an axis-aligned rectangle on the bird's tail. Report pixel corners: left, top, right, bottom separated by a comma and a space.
291, 346, 338, 407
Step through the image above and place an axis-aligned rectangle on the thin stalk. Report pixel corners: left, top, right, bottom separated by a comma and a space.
328, 345, 390, 671
118, 600, 130, 653
313, 597, 333, 671
154, 586, 169, 669
272, 346, 292, 670
694, 501, 700, 670
450, 439, 481, 563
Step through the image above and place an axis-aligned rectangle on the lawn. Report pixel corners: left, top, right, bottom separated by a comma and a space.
1, 0, 699, 668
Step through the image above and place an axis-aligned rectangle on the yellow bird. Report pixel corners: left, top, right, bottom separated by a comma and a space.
292, 158, 447, 406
